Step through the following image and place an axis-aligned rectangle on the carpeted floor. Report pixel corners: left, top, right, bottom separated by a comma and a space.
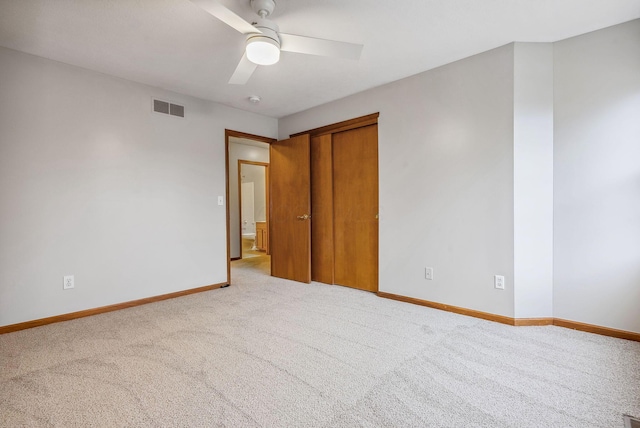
1, 259, 639, 427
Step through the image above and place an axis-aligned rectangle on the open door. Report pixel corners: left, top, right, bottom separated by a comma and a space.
270, 134, 311, 283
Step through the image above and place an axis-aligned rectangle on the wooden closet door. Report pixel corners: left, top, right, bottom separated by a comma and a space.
332, 124, 378, 292
311, 134, 335, 284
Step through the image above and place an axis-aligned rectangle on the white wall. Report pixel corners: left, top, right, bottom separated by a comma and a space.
280, 45, 516, 318
513, 43, 554, 319
228, 140, 269, 258
242, 164, 267, 222
553, 20, 640, 333
0, 47, 277, 327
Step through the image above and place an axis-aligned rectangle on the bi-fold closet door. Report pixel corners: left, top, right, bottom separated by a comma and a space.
310, 122, 379, 292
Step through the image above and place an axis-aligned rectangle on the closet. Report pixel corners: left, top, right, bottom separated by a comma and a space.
307, 114, 379, 292
270, 113, 379, 291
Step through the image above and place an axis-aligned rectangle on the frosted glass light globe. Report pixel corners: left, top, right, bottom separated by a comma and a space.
246, 37, 280, 65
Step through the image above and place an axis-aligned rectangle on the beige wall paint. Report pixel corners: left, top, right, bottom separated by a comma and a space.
0, 47, 277, 327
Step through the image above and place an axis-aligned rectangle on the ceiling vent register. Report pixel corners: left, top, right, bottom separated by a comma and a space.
153, 99, 185, 118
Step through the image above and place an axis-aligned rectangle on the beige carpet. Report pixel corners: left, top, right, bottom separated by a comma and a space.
234, 253, 270, 275
1, 261, 639, 427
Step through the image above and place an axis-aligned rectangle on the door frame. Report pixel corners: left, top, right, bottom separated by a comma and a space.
225, 130, 276, 286
238, 160, 270, 258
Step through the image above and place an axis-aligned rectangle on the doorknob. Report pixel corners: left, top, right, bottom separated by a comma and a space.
296, 214, 311, 220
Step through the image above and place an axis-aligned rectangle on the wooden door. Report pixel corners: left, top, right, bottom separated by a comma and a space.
332, 125, 379, 292
311, 134, 335, 284
270, 135, 312, 283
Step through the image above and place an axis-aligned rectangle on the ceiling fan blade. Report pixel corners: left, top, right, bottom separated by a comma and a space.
280, 33, 363, 60
228, 53, 258, 85
191, 0, 259, 35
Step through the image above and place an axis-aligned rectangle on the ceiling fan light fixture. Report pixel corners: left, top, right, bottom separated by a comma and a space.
191, 0, 364, 85
246, 36, 280, 65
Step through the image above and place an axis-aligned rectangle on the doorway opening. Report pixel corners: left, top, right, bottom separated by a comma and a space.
224, 113, 378, 291
239, 160, 269, 260
225, 130, 275, 285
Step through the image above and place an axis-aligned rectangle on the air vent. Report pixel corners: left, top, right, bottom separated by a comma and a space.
152, 98, 185, 118
625, 415, 640, 428
170, 103, 184, 118
153, 99, 169, 114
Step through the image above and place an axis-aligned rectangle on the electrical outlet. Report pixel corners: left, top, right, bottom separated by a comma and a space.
494, 275, 505, 290
425, 267, 433, 280
63, 275, 74, 290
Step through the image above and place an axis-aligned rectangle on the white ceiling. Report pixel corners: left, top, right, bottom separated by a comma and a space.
1, 0, 639, 118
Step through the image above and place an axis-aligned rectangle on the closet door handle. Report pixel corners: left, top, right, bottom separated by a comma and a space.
296, 214, 311, 220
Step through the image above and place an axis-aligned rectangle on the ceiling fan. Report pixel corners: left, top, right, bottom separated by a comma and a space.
191, 0, 364, 85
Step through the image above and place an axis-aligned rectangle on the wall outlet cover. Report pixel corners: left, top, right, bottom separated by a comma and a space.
494, 275, 505, 290
425, 267, 434, 280
63, 275, 74, 290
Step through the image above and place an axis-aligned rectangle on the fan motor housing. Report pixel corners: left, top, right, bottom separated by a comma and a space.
247, 19, 280, 46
